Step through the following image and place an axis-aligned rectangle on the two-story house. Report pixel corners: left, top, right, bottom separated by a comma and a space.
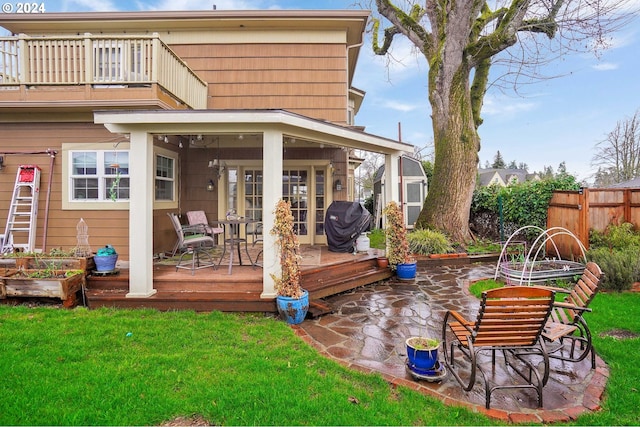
0, 10, 412, 304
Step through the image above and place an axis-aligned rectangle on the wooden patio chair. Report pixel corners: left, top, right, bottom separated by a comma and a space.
541, 262, 602, 369
186, 210, 224, 243
168, 213, 218, 275
442, 286, 555, 409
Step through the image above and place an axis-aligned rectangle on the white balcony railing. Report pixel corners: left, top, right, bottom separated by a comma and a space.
0, 33, 207, 109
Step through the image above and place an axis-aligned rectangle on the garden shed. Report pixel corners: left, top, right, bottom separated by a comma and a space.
373, 155, 427, 229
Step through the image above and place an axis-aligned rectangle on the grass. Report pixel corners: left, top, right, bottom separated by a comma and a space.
0, 306, 493, 426
0, 291, 639, 425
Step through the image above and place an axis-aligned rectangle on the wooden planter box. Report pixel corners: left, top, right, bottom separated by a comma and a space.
0, 269, 85, 302
14, 256, 94, 271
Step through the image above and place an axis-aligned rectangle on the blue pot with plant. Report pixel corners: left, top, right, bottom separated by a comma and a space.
95, 245, 118, 271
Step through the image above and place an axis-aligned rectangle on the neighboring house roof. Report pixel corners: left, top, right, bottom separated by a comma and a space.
608, 177, 640, 188
477, 168, 537, 187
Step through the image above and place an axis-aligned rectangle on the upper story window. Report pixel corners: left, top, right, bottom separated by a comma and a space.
70, 150, 130, 201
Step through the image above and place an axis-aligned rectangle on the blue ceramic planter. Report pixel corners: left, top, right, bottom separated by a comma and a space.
276, 290, 309, 325
406, 337, 439, 370
94, 254, 118, 271
396, 262, 417, 280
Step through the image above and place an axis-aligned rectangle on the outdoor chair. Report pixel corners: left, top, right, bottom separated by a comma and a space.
168, 212, 218, 275
442, 286, 555, 409
186, 210, 224, 243
247, 221, 263, 268
541, 262, 602, 369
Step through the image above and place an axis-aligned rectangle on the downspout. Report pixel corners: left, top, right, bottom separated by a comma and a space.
42, 149, 57, 251
398, 122, 404, 207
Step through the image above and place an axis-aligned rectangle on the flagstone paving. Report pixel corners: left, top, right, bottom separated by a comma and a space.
294, 262, 609, 424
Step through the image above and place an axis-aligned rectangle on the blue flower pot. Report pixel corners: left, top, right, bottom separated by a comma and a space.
406, 337, 439, 370
94, 254, 118, 271
396, 262, 417, 280
276, 290, 309, 325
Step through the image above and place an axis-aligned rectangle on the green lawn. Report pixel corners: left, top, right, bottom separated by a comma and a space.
0, 292, 638, 425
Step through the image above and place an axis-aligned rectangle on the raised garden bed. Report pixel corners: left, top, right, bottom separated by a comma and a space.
14, 256, 94, 271
499, 260, 585, 284
0, 268, 85, 306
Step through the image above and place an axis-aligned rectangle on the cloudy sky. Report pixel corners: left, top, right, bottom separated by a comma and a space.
9, 0, 640, 182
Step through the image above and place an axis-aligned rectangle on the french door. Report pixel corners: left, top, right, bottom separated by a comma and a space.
227, 165, 328, 244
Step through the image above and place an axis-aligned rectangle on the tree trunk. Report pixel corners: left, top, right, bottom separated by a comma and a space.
415, 67, 479, 243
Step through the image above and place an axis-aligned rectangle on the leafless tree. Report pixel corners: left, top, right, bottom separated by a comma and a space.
366, 0, 636, 242
592, 109, 640, 186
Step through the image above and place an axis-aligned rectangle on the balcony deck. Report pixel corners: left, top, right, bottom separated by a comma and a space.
0, 34, 207, 111
84, 246, 393, 313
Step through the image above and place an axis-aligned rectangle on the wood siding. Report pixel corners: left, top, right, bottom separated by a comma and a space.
0, 122, 130, 258
171, 43, 348, 123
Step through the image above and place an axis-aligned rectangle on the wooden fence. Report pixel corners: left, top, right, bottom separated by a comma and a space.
546, 187, 640, 258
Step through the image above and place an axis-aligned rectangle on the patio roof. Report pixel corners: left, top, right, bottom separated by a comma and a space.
94, 109, 414, 155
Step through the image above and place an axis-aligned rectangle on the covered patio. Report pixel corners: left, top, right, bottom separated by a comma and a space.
93, 109, 413, 303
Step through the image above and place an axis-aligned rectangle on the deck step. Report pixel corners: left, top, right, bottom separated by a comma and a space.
84, 252, 392, 312
308, 300, 334, 318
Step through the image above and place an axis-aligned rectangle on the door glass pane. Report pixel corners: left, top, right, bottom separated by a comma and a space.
407, 206, 421, 228
244, 169, 263, 222
407, 182, 422, 203
283, 170, 308, 236
315, 169, 325, 236
227, 168, 238, 215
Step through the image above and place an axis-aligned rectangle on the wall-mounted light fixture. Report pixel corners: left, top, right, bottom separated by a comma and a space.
206, 179, 215, 192
0, 156, 4, 171
334, 179, 342, 191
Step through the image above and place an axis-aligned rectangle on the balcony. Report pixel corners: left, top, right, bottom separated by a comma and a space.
0, 33, 207, 111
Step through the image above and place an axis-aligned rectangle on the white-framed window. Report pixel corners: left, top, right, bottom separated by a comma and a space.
155, 154, 175, 201
70, 150, 130, 201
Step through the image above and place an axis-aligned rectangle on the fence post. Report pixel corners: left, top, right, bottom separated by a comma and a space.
579, 187, 589, 250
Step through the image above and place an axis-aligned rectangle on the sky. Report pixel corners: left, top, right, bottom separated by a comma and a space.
6, 0, 640, 183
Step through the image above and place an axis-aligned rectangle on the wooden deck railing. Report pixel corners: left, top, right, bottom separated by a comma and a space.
0, 33, 207, 109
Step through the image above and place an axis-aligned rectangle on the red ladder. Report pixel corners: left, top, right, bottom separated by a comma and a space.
1, 165, 41, 253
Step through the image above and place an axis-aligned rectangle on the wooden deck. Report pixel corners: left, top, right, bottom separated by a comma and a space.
84, 247, 392, 312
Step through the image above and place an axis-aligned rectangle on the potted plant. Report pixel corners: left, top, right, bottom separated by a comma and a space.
94, 244, 118, 272
270, 199, 309, 324
406, 336, 440, 374
383, 201, 416, 280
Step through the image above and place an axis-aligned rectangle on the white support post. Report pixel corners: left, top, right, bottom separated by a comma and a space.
261, 129, 283, 298
126, 131, 157, 298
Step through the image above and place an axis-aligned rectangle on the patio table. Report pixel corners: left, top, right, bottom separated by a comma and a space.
217, 218, 258, 275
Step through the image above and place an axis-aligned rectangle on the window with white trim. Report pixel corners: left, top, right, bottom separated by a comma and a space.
155, 154, 175, 201
70, 150, 130, 201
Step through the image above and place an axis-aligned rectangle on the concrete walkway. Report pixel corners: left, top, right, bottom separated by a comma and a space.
294, 263, 609, 424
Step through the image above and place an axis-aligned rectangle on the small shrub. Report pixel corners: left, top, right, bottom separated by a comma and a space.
407, 229, 454, 255
590, 222, 640, 250
587, 247, 640, 291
